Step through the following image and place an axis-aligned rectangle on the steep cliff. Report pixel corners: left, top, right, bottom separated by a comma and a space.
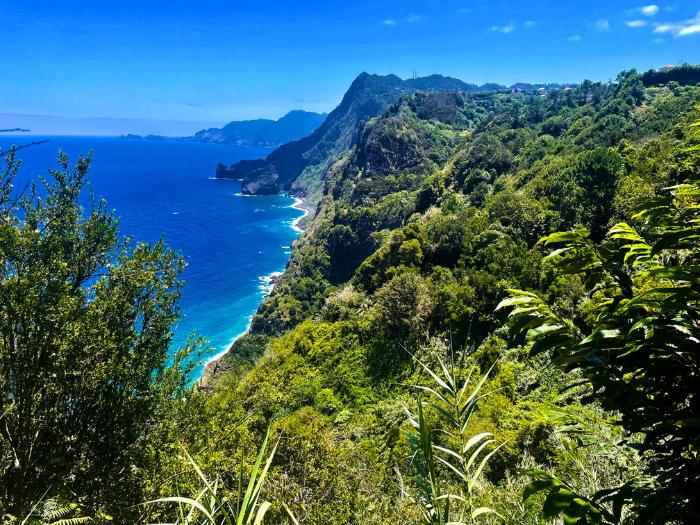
240, 165, 279, 195
215, 73, 497, 201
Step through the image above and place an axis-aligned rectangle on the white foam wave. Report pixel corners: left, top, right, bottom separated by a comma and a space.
289, 197, 309, 233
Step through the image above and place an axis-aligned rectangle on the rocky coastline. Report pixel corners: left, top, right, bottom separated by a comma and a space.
199, 193, 312, 386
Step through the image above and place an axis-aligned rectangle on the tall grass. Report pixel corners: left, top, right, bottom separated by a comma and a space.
144, 428, 284, 525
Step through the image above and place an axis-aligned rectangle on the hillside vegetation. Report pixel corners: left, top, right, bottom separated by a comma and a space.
1, 66, 699, 524
215, 74, 572, 203
206, 68, 700, 523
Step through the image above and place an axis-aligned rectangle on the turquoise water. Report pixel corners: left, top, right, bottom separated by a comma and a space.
0, 136, 303, 377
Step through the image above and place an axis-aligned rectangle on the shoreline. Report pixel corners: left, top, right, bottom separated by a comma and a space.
289, 195, 312, 232
200, 316, 254, 373
200, 193, 312, 383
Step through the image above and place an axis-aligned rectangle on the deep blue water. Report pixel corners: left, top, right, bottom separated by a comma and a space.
0, 136, 303, 377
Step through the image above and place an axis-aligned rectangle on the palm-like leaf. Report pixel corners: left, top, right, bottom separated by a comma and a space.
144, 427, 279, 525
499, 126, 700, 521
404, 353, 502, 524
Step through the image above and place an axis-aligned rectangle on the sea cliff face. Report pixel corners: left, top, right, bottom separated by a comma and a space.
216, 159, 267, 180
241, 165, 279, 195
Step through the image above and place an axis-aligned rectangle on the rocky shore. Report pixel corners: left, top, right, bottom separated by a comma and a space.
199, 194, 313, 386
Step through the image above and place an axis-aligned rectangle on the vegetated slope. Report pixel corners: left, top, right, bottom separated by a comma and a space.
214, 73, 561, 202
194, 110, 327, 147
197, 68, 700, 522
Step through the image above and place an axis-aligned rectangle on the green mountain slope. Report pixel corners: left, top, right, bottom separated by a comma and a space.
198, 67, 700, 523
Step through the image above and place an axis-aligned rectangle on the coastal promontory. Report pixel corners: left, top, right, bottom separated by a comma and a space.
240, 165, 279, 195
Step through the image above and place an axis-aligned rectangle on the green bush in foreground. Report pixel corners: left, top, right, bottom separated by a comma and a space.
404, 354, 503, 524
499, 119, 700, 523
144, 428, 282, 525
0, 149, 199, 519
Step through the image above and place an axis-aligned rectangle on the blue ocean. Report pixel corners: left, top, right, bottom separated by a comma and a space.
0, 136, 303, 377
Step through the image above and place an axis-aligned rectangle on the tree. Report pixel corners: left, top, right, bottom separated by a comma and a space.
498, 122, 700, 522
549, 148, 623, 240
0, 149, 198, 517
372, 272, 432, 338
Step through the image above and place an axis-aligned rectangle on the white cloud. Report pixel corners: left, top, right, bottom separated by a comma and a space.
568, 34, 582, 42
625, 19, 647, 28
679, 23, 700, 36
595, 18, 610, 30
653, 37, 665, 43
641, 5, 660, 16
379, 14, 421, 26
490, 24, 515, 34
524, 20, 536, 28
457, 8, 472, 15
653, 11, 700, 37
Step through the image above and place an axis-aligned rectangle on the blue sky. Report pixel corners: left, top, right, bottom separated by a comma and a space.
1, 0, 698, 135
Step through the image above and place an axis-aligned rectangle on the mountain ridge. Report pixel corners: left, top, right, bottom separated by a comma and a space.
215, 72, 574, 201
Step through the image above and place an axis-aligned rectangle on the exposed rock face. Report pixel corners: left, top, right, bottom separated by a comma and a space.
241, 166, 279, 195
357, 113, 425, 174
216, 163, 233, 178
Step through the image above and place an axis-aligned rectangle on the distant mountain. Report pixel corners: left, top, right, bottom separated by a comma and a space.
510, 82, 573, 90
194, 110, 326, 147
215, 73, 572, 200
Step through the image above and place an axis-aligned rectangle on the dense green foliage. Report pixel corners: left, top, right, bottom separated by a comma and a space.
144, 429, 280, 525
3, 66, 700, 524
191, 70, 700, 523
499, 154, 700, 522
0, 150, 199, 521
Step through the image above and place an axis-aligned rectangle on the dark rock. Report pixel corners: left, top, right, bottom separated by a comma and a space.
241, 166, 280, 195
216, 158, 267, 180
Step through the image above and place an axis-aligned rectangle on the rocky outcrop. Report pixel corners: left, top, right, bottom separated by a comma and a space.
241, 166, 279, 195
216, 159, 267, 180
